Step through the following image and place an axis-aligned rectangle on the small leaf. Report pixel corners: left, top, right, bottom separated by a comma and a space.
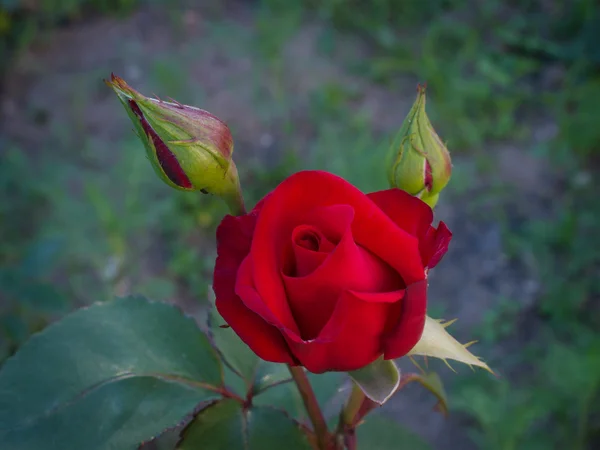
400, 372, 448, 415
357, 414, 431, 449
178, 400, 312, 450
208, 292, 259, 382
0, 296, 223, 450
408, 316, 493, 373
348, 357, 400, 404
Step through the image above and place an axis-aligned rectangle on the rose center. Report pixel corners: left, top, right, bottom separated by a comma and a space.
295, 230, 321, 252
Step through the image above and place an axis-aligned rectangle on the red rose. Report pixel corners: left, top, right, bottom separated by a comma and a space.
213, 171, 451, 373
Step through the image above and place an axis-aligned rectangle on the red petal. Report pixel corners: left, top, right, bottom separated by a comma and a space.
420, 221, 452, 269
286, 289, 404, 373
368, 189, 452, 269
251, 171, 425, 335
367, 188, 433, 238
213, 213, 295, 364
236, 256, 296, 332
382, 279, 428, 359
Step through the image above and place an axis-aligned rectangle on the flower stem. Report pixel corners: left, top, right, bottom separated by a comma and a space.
342, 382, 365, 426
221, 161, 247, 216
288, 365, 329, 450
225, 186, 246, 216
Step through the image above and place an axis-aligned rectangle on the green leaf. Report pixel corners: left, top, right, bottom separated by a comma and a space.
139, 427, 183, 450
208, 301, 259, 382
0, 296, 223, 450
177, 400, 244, 449
223, 365, 248, 398
252, 379, 304, 419
348, 357, 400, 404
178, 400, 312, 450
252, 361, 291, 393
246, 406, 312, 449
401, 371, 448, 415
357, 414, 431, 449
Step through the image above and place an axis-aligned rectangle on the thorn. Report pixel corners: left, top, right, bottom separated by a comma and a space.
409, 356, 426, 374
464, 340, 478, 348
441, 358, 456, 373
442, 318, 458, 328
219, 324, 230, 329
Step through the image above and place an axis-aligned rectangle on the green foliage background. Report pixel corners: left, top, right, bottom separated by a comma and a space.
0, 0, 599, 448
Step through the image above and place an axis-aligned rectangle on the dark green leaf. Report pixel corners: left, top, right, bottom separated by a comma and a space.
1, 377, 210, 450
246, 406, 312, 449
348, 357, 400, 404
357, 414, 431, 450
139, 427, 183, 450
178, 400, 312, 450
177, 400, 245, 449
0, 296, 223, 450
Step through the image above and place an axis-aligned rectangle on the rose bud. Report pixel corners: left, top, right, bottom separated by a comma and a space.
105, 74, 244, 213
213, 170, 455, 373
387, 84, 452, 208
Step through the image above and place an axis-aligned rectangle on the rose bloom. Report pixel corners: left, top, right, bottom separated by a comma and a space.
213, 171, 451, 373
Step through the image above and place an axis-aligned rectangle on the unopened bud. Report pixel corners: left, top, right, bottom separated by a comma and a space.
387, 84, 451, 208
105, 74, 244, 212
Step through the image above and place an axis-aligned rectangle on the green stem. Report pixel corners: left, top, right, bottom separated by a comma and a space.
225, 185, 246, 216
288, 365, 329, 450
341, 382, 365, 426
220, 161, 246, 216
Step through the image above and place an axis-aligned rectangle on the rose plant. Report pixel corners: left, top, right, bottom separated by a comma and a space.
0, 76, 491, 450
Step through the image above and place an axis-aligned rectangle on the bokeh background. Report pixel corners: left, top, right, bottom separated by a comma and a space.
1, 0, 599, 448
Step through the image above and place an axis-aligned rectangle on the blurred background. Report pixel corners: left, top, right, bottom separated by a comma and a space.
0, 0, 599, 448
